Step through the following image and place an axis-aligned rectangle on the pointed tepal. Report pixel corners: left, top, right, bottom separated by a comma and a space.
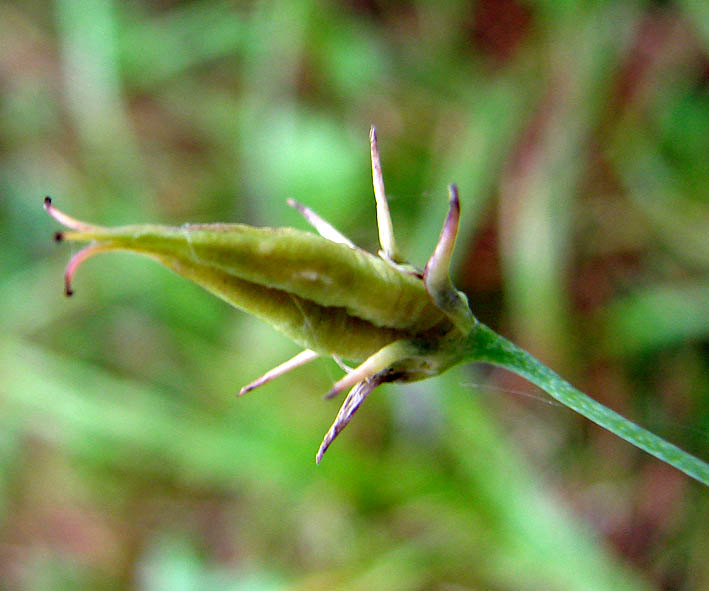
423, 184, 475, 335
370, 125, 401, 263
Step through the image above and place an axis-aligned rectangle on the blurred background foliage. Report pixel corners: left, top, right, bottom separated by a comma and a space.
1, 0, 708, 589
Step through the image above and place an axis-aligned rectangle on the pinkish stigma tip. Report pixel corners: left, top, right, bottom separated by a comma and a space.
43, 197, 106, 233
61, 243, 114, 298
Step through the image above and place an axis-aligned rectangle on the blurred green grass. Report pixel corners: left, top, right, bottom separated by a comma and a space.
1, 0, 708, 589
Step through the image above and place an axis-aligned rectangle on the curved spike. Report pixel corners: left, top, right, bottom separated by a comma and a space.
324, 339, 415, 400
424, 185, 475, 334
286, 198, 355, 247
238, 349, 319, 396
425, 184, 459, 288
370, 126, 400, 263
316, 375, 384, 464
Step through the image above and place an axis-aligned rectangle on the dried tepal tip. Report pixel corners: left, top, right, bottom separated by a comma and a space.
46, 130, 709, 485
45, 127, 478, 463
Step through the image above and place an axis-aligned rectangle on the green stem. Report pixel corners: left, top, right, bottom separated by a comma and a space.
465, 322, 709, 486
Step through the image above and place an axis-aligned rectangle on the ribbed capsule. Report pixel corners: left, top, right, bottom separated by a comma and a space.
45, 198, 449, 362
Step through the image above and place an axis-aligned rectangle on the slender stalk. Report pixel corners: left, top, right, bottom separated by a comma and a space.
465, 323, 709, 486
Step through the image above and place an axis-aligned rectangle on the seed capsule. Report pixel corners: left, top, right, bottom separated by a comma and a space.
46, 127, 477, 462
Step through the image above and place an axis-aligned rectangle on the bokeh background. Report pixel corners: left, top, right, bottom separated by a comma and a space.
2, 0, 708, 589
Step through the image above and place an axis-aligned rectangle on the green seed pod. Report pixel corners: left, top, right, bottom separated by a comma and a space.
45, 127, 477, 462
44, 198, 452, 362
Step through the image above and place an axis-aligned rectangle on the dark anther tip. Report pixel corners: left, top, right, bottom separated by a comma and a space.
64, 287, 74, 297
54, 231, 64, 242
43, 196, 52, 209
